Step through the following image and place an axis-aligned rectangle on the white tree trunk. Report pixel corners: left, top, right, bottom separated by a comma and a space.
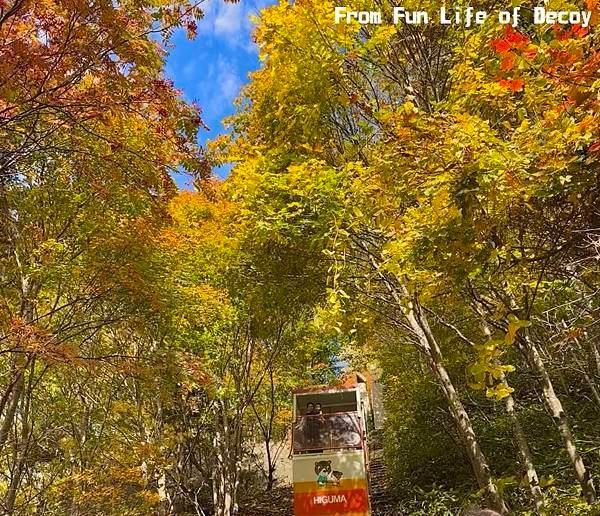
504, 389, 544, 512
212, 404, 239, 516
405, 303, 509, 514
524, 336, 596, 503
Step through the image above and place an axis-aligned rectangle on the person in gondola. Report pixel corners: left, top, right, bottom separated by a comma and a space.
303, 402, 317, 450
313, 403, 326, 450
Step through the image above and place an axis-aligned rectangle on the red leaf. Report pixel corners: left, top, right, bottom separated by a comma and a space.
506, 30, 529, 49
491, 39, 511, 54
498, 78, 524, 92
572, 24, 589, 38
510, 79, 525, 92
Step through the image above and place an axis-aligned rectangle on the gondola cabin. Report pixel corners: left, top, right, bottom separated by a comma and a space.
291, 384, 371, 516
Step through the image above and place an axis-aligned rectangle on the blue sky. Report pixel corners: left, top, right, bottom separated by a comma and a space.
165, 0, 275, 188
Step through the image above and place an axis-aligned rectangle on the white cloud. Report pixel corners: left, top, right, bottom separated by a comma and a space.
195, 0, 273, 52
214, 2, 243, 36
218, 60, 241, 101
190, 56, 241, 123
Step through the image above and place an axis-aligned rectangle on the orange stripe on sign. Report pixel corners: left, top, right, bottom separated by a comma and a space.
294, 488, 369, 515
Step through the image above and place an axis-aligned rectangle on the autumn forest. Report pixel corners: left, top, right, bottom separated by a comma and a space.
1, 0, 600, 514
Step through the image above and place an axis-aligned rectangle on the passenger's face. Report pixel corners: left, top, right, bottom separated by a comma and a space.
307, 403, 314, 411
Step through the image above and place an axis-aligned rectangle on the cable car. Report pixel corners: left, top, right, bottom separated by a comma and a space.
291, 382, 371, 516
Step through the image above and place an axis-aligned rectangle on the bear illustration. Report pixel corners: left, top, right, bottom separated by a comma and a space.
314, 460, 332, 486
330, 470, 344, 486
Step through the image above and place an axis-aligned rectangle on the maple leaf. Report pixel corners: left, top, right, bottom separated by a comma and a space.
506, 30, 529, 49
572, 24, 589, 38
500, 53, 516, 71
492, 27, 530, 56
498, 78, 524, 92
491, 39, 511, 54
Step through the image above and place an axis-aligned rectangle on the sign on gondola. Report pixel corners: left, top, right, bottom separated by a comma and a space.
291, 384, 371, 516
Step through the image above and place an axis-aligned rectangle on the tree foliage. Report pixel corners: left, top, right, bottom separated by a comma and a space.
222, 0, 600, 513
3, 0, 600, 514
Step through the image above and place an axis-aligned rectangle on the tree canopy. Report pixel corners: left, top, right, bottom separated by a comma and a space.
1, 0, 600, 514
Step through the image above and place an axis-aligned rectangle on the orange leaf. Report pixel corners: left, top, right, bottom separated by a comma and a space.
491, 39, 511, 54
506, 29, 529, 49
498, 78, 524, 92
510, 79, 524, 92
572, 24, 589, 38
522, 46, 538, 61
500, 53, 516, 71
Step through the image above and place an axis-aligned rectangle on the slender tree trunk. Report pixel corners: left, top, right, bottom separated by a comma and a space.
265, 367, 276, 491
522, 335, 596, 503
157, 472, 170, 516
479, 317, 544, 512
251, 366, 278, 491
5, 357, 35, 514
0, 276, 34, 454
5, 443, 24, 514
265, 438, 275, 491
405, 302, 509, 514
591, 341, 600, 380
472, 288, 596, 504
0, 374, 20, 423
572, 353, 600, 409
504, 389, 545, 512
212, 403, 237, 516
0, 364, 24, 453
564, 322, 600, 409
212, 428, 225, 516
